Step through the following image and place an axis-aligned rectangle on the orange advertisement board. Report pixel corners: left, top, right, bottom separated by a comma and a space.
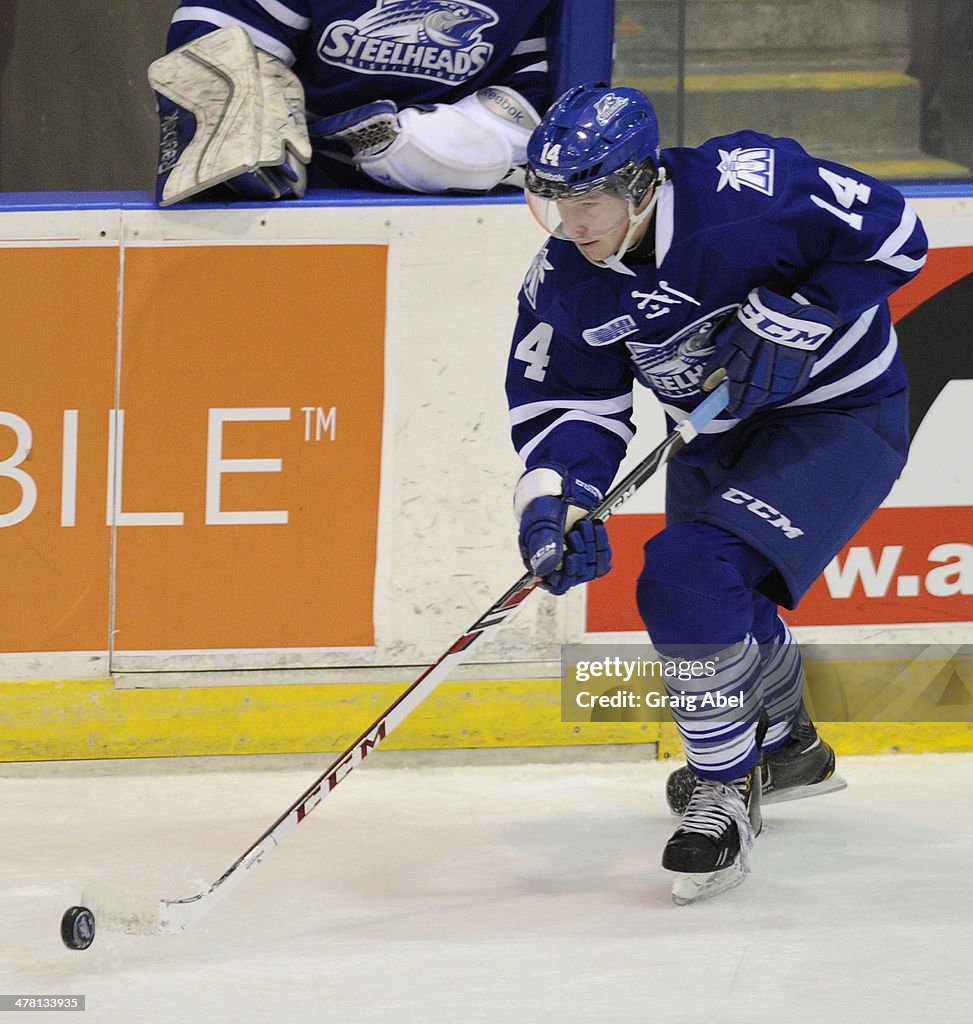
115, 243, 386, 651
0, 246, 117, 653
0, 242, 386, 654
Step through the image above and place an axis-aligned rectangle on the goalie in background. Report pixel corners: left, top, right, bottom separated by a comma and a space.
149, 0, 559, 206
507, 84, 927, 904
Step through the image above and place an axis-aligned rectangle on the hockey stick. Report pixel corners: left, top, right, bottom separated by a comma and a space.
78, 381, 730, 938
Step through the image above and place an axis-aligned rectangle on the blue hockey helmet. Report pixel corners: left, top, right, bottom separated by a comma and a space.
525, 85, 663, 266
525, 84, 661, 203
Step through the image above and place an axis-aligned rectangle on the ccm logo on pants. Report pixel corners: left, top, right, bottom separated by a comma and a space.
720, 487, 805, 539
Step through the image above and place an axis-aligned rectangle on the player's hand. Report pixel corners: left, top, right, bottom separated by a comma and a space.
703, 286, 838, 417
518, 496, 612, 595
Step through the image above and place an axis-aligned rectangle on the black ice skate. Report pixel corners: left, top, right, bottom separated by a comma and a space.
662, 767, 762, 905
665, 704, 846, 816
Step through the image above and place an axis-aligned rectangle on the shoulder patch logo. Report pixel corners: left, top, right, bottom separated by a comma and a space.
582, 315, 639, 346
318, 1, 499, 84
524, 244, 554, 310
716, 147, 775, 196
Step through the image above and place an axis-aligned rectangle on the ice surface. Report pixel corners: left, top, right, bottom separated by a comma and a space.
1, 751, 971, 1024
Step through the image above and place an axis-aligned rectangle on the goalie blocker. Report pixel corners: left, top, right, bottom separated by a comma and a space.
148, 25, 311, 206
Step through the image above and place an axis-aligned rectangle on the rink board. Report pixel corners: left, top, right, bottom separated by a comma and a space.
4, 662, 973, 762
0, 186, 971, 760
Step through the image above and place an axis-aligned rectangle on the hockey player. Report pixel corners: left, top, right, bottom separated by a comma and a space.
508, 84, 927, 903
148, 0, 558, 205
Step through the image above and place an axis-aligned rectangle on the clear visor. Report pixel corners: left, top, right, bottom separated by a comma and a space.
526, 185, 632, 244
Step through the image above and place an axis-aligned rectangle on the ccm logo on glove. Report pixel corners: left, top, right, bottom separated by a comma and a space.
738, 291, 835, 350
703, 286, 839, 417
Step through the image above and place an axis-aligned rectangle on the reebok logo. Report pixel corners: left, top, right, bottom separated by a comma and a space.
721, 487, 805, 539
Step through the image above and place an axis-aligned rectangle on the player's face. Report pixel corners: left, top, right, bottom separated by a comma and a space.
527, 185, 652, 263
528, 188, 628, 247
557, 190, 628, 235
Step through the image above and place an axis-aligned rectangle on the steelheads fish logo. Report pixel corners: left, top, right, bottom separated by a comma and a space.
318, 1, 499, 83
626, 305, 736, 398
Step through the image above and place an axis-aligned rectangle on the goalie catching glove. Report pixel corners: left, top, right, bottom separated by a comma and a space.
703, 286, 839, 417
308, 85, 540, 193
514, 467, 612, 596
148, 26, 311, 206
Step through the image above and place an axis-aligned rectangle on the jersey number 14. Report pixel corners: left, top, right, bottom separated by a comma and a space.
811, 167, 871, 230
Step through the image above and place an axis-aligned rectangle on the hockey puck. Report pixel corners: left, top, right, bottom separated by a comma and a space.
60, 906, 95, 950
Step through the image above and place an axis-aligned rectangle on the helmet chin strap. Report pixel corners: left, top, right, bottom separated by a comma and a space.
587, 166, 667, 270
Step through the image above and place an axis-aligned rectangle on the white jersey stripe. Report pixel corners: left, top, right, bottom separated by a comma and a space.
518, 410, 634, 462
659, 402, 740, 434
655, 178, 675, 265
510, 393, 633, 425
253, 0, 311, 30
811, 305, 877, 376
171, 8, 296, 64
511, 38, 547, 55
879, 251, 927, 274
868, 204, 927, 273
784, 329, 898, 407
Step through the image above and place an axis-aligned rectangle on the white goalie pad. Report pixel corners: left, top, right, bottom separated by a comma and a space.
148, 25, 310, 206
359, 86, 540, 193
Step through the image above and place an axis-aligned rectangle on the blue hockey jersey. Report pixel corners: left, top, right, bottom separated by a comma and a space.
166, 0, 554, 117
506, 131, 928, 496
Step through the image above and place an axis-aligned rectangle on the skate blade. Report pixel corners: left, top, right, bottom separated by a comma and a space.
763, 772, 848, 806
670, 863, 747, 906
